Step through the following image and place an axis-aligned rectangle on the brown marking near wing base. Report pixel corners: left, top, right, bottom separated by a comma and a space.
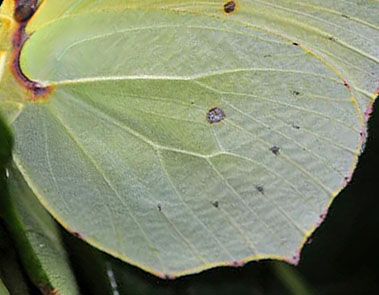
10, 0, 53, 100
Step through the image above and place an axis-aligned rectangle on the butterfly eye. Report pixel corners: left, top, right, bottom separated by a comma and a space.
14, 3, 36, 23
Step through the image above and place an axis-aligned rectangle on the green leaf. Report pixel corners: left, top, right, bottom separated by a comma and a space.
0, 110, 12, 168
1, 114, 30, 295
0, 219, 31, 295
62, 231, 115, 295
1, 166, 80, 294
0, 277, 10, 295
1, 0, 378, 276
272, 261, 313, 295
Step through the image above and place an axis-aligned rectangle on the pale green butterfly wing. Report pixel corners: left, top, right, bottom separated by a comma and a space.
1, 0, 378, 276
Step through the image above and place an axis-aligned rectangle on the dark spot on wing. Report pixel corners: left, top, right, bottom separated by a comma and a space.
212, 201, 219, 208
270, 146, 280, 155
256, 185, 264, 194
292, 90, 300, 96
292, 123, 300, 130
224, 1, 236, 13
292, 42, 299, 46
33, 85, 50, 96
157, 204, 162, 212
343, 80, 351, 89
319, 213, 326, 219
207, 107, 225, 124
291, 254, 300, 264
71, 232, 83, 240
164, 274, 175, 280
231, 260, 244, 267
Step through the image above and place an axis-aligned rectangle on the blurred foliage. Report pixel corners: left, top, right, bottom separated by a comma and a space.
0, 222, 32, 295
0, 114, 12, 168
0, 115, 34, 294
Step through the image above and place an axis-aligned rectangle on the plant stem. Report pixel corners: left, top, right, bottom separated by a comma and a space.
272, 262, 314, 295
